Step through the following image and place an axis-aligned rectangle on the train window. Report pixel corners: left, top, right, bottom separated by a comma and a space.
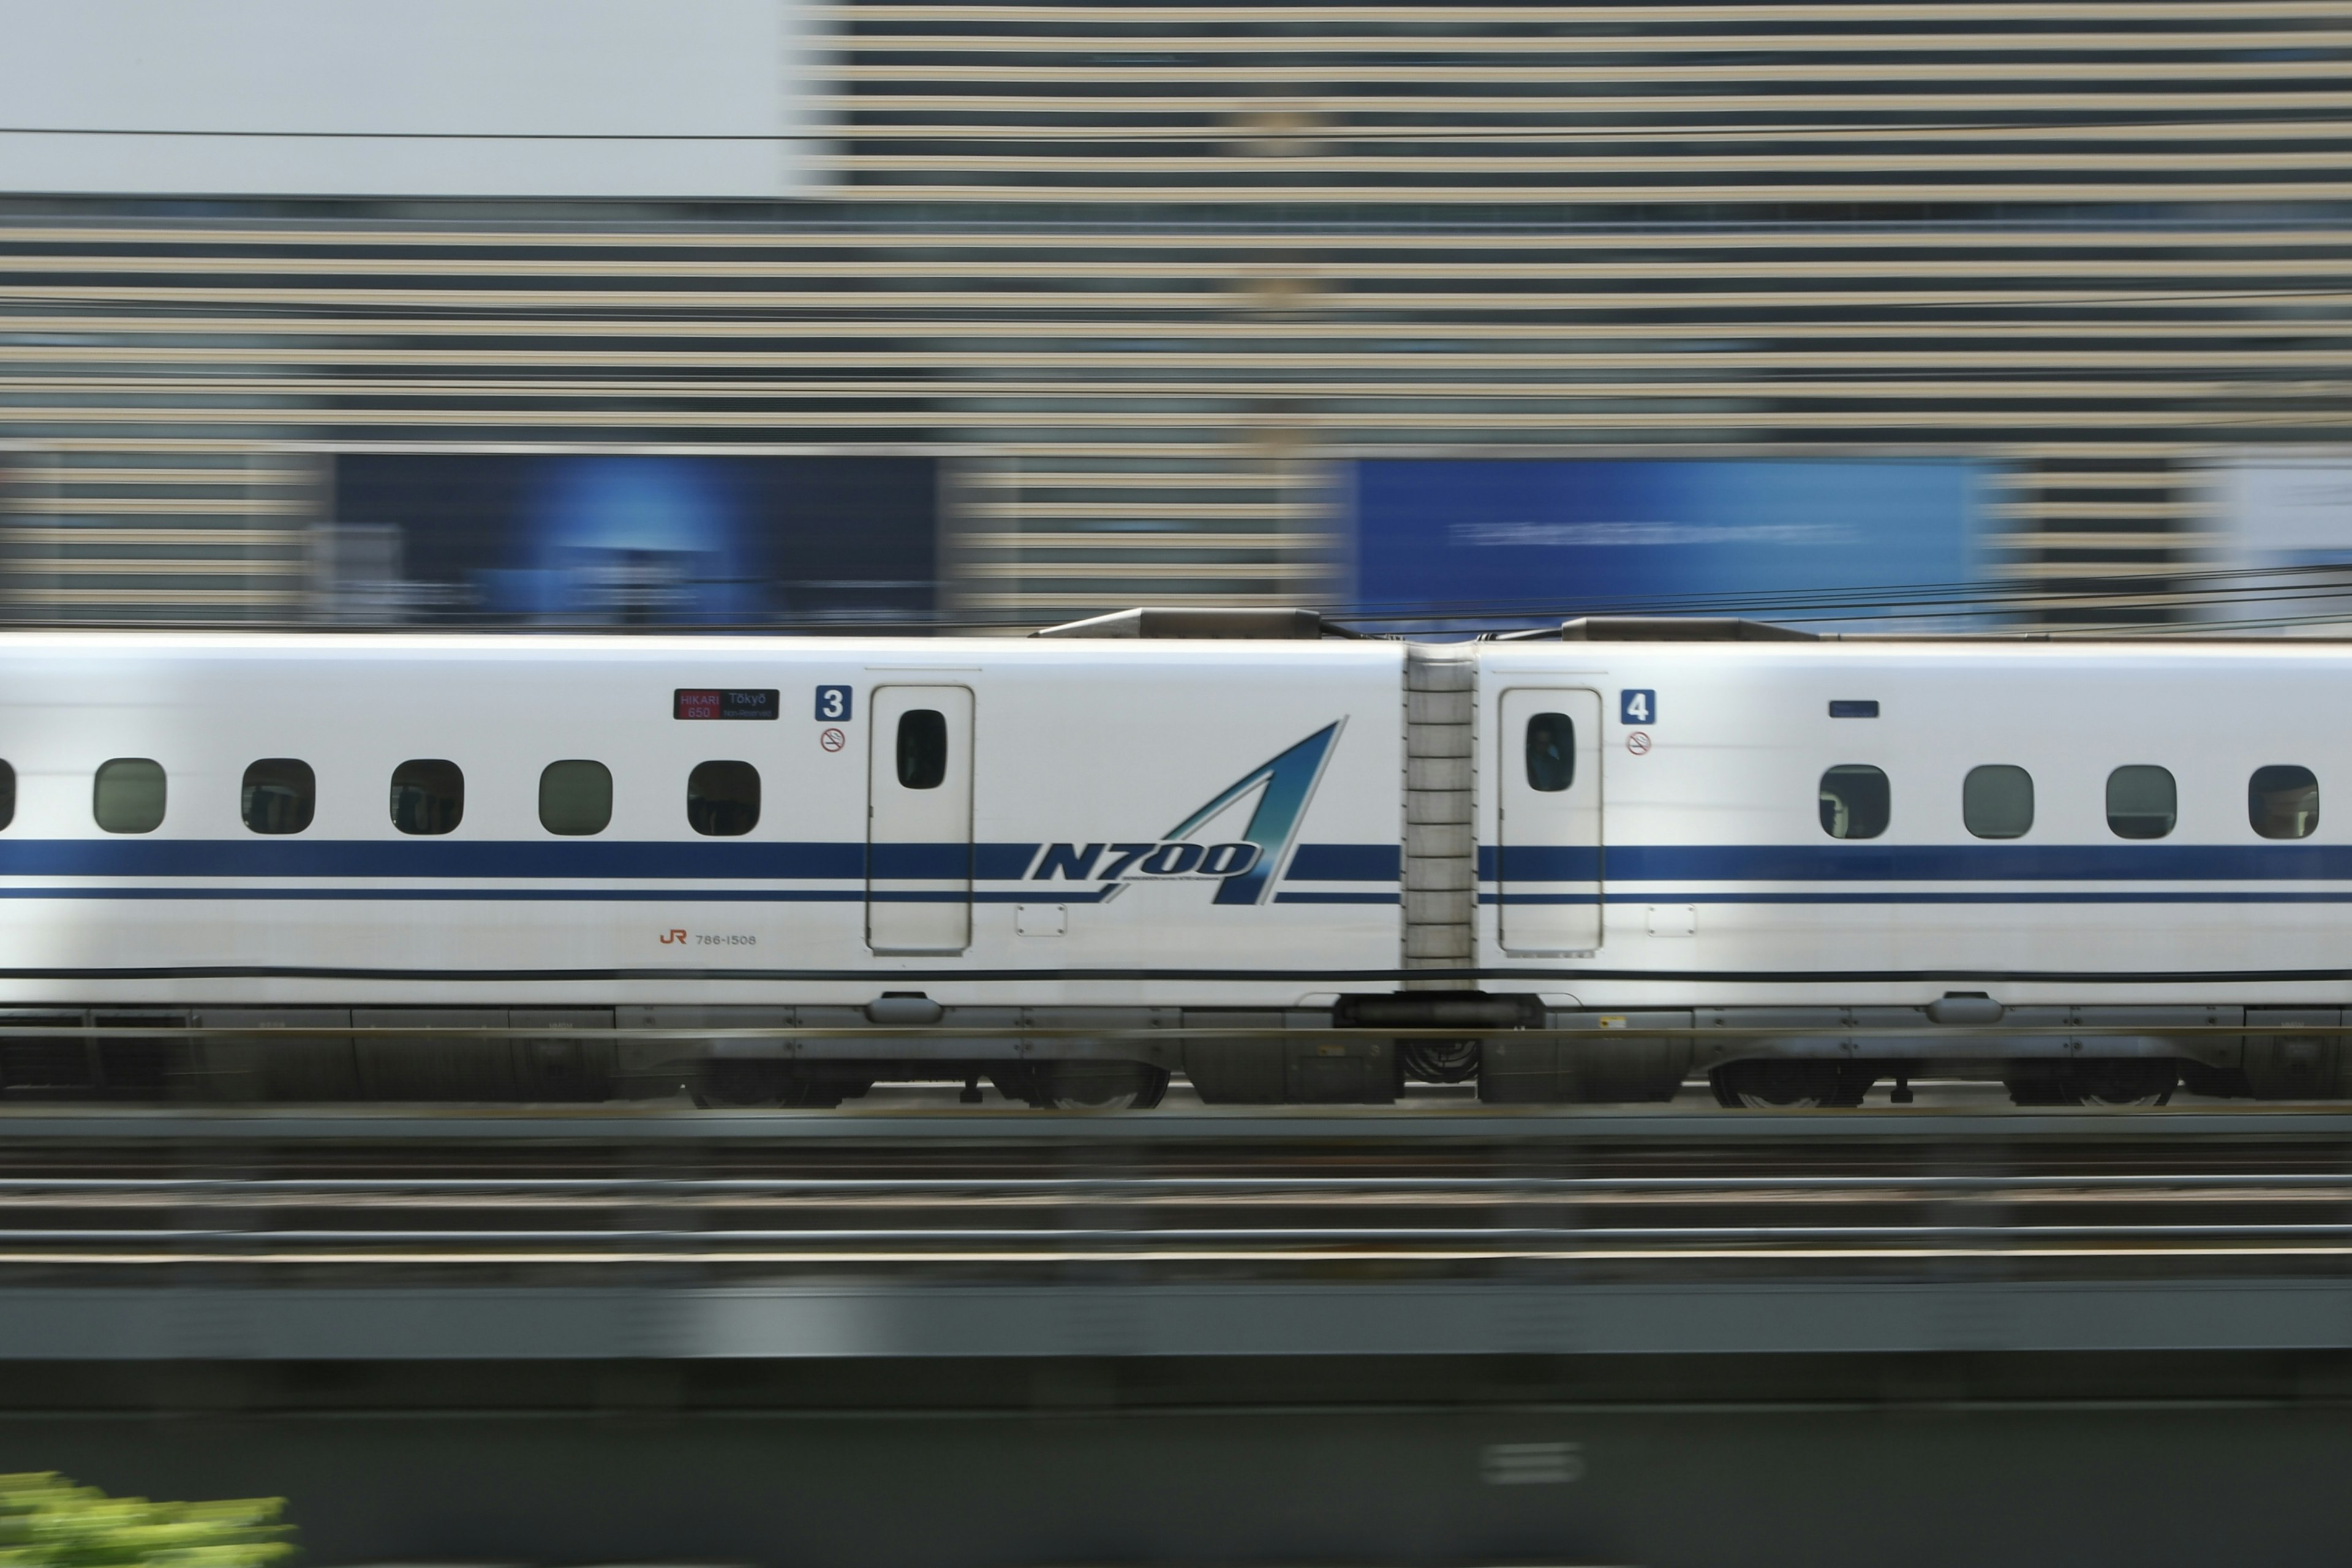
1525, 712, 1575, 793
2250, 764, 2320, 840
896, 710, 948, 791
2106, 765, 2177, 840
1819, 765, 1890, 840
687, 760, 760, 837
93, 758, 165, 834
1963, 764, 2034, 840
390, 759, 463, 835
540, 760, 612, 836
0, 761, 15, 831
241, 759, 315, 835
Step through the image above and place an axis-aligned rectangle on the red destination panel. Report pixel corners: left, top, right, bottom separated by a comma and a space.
674, 688, 780, 720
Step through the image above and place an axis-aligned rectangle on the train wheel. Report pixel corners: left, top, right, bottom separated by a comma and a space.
777, 1073, 859, 1109
2062, 1061, 2177, 1107
2004, 1076, 2072, 1107
700, 1060, 849, 1109
1711, 1061, 1872, 1109
994, 1063, 1170, 1111
2007, 1063, 2177, 1107
701, 1059, 788, 1107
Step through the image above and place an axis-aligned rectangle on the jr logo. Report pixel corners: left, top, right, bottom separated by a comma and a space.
1027, 721, 1342, 907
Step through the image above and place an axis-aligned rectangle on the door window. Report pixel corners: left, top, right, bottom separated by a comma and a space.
897, 710, 948, 790
1524, 712, 1575, 792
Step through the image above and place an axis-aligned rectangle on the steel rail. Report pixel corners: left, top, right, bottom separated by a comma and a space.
12, 1223, 2352, 1246
0, 1173, 2347, 1194
4, 1023, 2352, 1040
15, 1246, 2352, 1268
7, 1108, 2352, 1142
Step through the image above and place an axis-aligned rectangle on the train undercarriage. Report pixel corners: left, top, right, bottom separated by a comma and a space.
0, 994, 2346, 1109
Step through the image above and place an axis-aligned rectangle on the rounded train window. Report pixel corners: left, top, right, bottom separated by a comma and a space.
2106, 765, 2176, 840
540, 760, 612, 836
1525, 712, 1575, 793
1963, 764, 2034, 840
688, 760, 760, 837
896, 710, 948, 791
1819, 764, 1890, 840
241, 758, 315, 835
93, 758, 165, 835
0, 761, 15, 831
2250, 764, 2319, 840
390, 759, 463, 835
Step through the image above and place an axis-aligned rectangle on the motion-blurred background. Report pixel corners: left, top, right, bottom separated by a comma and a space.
1, 0, 2346, 635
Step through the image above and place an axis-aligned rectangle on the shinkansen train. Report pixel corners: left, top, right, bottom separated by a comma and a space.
3, 608, 2351, 1110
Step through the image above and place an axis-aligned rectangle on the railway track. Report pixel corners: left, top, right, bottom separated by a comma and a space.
2, 1105, 2351, 1278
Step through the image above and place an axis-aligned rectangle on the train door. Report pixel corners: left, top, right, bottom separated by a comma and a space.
867, 685, 974, 954
1496, 687, 1602, 954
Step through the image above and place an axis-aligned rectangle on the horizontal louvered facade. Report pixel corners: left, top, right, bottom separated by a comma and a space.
0, 1, 2345, 627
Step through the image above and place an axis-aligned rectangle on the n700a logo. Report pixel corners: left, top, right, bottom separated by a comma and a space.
1026, 841, 1262, 882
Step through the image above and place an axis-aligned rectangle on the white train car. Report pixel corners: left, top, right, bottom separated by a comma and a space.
1469, 622, 2352, 1106
0, 609, 2346, 1107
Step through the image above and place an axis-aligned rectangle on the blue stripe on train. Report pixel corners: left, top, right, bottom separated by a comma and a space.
1284, 844, 1402, 881
1487, 890, 2352, 905
0, 840, 1400, 883
1482, 843, 2352, 883
13, 834, 2352, 890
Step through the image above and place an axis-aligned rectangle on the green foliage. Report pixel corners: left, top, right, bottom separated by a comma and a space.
0, 1474, 294, 1568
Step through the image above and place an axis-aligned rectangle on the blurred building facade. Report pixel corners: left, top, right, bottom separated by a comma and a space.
0, 1, 2345, 630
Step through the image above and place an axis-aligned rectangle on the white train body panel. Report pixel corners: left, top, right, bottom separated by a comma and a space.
0, 635, 1404, 1008
9, 629, 2352, 1049
1475, 639, 2352, 1008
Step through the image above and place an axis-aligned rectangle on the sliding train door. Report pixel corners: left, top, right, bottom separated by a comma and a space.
866, 685, 974, 954
1495, 687, 1603, 954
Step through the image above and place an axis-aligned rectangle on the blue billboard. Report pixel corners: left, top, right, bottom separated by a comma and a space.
1348, 458, 1990, 632
330, 453, 938, 628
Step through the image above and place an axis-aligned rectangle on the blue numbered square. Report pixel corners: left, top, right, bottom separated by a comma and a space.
1619, 688, 1656, 725
814, 685, 853, 722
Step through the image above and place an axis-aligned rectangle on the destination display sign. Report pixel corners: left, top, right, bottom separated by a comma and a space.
674, 689, 779, 721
